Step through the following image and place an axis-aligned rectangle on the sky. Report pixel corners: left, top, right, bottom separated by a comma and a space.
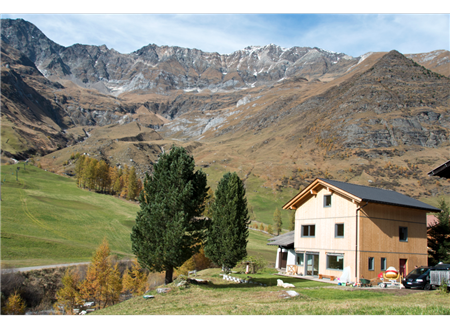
1, 3, 450, 58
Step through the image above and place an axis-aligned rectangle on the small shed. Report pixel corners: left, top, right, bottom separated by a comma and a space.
267, 230, 295, 270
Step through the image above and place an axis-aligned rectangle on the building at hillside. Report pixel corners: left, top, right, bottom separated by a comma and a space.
281, 178, 441, 283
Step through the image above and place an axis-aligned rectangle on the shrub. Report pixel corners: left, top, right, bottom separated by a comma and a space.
438, 279, 449, 295
2, 291, 26, 315
237, 255, 268, 274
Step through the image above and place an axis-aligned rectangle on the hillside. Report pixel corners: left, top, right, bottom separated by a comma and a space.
0, 164, 276, 268
0, 164, 138, 267
2, 18, 450, 228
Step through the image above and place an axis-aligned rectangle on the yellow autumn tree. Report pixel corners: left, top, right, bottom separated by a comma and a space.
175, 246, 212, 276
53, 267, 83, 315
2, 291, 26, 315
79, 238, 122, 309
106, 263, 122, 306
122, 258, 149, 296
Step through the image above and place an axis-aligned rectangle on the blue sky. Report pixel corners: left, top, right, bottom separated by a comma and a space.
2, 3, 449, 57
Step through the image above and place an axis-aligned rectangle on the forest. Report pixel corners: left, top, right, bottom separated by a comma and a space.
74, 153, 143, 201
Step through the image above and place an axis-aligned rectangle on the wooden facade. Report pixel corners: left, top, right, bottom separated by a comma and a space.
283, 178, 439, 283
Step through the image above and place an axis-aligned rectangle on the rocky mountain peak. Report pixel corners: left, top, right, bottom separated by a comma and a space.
1, 18, 362, 96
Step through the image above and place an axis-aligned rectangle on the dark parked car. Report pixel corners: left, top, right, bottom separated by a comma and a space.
402, 266, 432, 290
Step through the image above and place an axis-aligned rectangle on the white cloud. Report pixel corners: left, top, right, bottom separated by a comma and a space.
1, 13, 449, 57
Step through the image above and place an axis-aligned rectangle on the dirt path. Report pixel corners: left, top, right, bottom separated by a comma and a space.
1, 262, 90, 273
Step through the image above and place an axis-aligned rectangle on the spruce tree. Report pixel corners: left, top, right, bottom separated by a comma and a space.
131, 146, 208, 284
204, 172, 249, 272
428, 198, 450, 265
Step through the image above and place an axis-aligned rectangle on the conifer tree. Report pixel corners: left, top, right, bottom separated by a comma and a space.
273, 207, 282, 235
428, 198, 450, 265
131, 145, 208, 284
122, 259, 148, 296
204, 172, 250, 272
288, 210, 296, 231
127, 166, 138, 200
79, 238, 120, 309
54, 268, 83, 315
2, 291, 26, 315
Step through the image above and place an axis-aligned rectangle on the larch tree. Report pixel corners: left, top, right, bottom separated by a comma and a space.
131, 145, 208, 284
204, 172, 250, 272
2, 291, 26, 315
53, 268, 83, 315
79, 238, 121, 309
122, 258, 149, 296
288, 210, 296, 231
127, 166, 138, 200
273, 207, 282, 235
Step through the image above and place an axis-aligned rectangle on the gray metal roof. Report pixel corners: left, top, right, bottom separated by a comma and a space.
320, 178, 441, 212
267, 230, 294, 247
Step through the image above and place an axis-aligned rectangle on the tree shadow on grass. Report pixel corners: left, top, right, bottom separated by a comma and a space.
203, 276, 331, 289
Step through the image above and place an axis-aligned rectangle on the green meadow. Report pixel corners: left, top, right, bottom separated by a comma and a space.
0, 164, 277, 268
1, 164, 140, 267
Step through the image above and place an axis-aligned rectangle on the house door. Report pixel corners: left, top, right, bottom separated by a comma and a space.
279, 251, 287, 269
399, 259, 407, 278
306, 254, 319, 276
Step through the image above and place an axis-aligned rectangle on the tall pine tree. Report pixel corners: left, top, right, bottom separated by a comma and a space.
204, 172, 249, 272
131, 146, 208, 284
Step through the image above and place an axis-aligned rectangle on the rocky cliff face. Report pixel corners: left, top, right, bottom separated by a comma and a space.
1, 19, 361, 96
2, 18, 450, 194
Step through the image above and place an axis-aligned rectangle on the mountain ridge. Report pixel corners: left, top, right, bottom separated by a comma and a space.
2, 18, 450, 204
1, 18, 362, 95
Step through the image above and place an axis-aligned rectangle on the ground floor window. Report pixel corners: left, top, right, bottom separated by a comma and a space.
381, 257, 386, 271
296, 253, 304, 266
326, 254, 344, 271
368, 257, 375, 271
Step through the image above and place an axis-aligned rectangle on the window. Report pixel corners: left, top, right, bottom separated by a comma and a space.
368, 257, 375, 271
399, 227, 408, 242
324, 195, 332, 207
381, 258, 386, 271
335, 223, 344, 238
327, 254, 344, 271
301, 225, 315, 237
296, 253, 304, 266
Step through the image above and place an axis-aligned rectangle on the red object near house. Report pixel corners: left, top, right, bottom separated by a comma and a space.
378, 272, 383, 278
385, 266, 399, 279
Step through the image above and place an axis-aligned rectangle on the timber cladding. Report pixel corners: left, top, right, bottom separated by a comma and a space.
358, 203, 428, 279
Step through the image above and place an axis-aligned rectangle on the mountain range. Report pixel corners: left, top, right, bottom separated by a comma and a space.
1, 18, 450, 204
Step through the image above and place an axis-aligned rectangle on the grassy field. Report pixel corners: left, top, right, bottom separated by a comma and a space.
1, 164, 140, 267
0, 164, 277, 268
95, 268, 450, 315
202, 163, 297, 229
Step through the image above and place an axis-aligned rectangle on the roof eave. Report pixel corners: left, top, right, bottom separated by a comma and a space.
282, 178, 362, 210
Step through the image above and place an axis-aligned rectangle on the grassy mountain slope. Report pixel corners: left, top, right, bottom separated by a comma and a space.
1, 164, 139, 267
0, 163, 277, 268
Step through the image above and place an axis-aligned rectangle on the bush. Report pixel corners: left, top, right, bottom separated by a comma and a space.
237, 255, 268, 274
2, 291, 26, 315
438, 279, 449, 295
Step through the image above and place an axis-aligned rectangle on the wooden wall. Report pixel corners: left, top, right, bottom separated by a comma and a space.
358, 204, 428, 280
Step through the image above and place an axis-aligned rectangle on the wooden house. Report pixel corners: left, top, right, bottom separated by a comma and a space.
282, 178, 441, 283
